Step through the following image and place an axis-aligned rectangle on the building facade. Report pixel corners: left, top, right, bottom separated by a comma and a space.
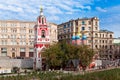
0, 20, 57, 58
58, 17, 114, 59
112, 38, 120, 59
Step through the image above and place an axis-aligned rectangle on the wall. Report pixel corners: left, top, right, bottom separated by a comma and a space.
0, 58, 33, 69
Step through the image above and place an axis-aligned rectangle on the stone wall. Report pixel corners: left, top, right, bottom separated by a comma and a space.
0, 58, 33, 69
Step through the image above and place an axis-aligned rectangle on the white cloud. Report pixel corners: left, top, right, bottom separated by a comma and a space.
0, 4, 23, 13
77, 5, 91, 10
0, 0, 94, 22
66, 12, 73, 14
47, 15, 60, 21
46, 6, 63, 15
99, 5, 120, 37
96, 7, 107, 12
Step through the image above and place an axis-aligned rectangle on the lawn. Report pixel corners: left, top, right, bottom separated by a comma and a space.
0, 68, 120, 80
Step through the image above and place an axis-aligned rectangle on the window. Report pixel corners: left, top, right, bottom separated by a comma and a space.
1, 34, 7, 38
68, 29, 70, 32
95, 33, 98, 37
1, 28, 7, 32
103, 34, 104, 38
67, 23, 70, 27
20, 23, 26, 27
109, 40, 112, 44
110, 35, 112, 38
106, 40, 107, 43
20, 40, 26, 45
95, 21, 98, 26
106, 34, 107, 37
88, 21, 91, 25
105, 45, 107, 48
20, 29, 26, 33
1, 40, 7, 45
102, 45, 104, 48
29, 48, 34, 57
20, 48, 26, 52
29, 41, 33, 45
71, 22, 73, 26
82, 27, 85, 30
11, 40, 17, 45
88, 27, 91, 30
41, 30, 45, 38
29, 29, 33, 33
0, 22, 7, 27
64, 24, 66, 28
20, 35, 26, 39
11, 35, 16, 38
12, 48, 16, 51
110, 45, 112, 49
11, 23, 17, 27
95, 40, 98, 43
89, 33, 91, 36
11, 28, 17, 33
1, 48, 7, 56
29, 24, 35, 28
103, 40, 104, 43
100, 34, 101, 38
95, 27, 98, 30
99, 40, 101, 43
29, 52, 33, 57
82, 21, 85, 25
29, 48, 34, 52
20, 52, 25, 57
75, 21, 78, 26
42, 18, 44, 24
95, 45, 98, 48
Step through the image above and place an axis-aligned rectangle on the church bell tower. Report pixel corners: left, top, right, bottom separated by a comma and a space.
34, 7, 50, 70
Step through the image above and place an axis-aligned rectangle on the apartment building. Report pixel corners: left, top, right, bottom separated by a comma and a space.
58, 17, 114, 59
0, 20, 57, 58
112, 38, 120, 59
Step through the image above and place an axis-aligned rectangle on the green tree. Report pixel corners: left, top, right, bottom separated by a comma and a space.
42, 43, 64, 69
77, 45, 95, 70
42, 41, 95, 70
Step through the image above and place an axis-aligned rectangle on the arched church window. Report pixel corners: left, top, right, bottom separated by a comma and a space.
42, 18, 44, 24
41, 30, 45, 38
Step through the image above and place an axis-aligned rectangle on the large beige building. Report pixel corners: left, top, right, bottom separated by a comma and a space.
0, 20, 57, 58
58, 17, 114, 59
112, 38, 120, 59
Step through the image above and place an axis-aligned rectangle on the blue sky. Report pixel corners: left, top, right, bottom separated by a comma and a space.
0, 0, 120, 38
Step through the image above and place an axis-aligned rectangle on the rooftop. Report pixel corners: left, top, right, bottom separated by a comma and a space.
99, 30, 113, 33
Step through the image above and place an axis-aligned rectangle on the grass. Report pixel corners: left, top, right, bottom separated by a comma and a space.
0, 68, 120, 80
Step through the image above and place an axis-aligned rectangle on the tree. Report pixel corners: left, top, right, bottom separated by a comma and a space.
59, 41, 78, 66
42, 41, 95, 71
42, 43, 64, 69
77, 45, 95, 70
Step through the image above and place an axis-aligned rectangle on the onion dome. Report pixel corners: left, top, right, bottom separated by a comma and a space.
72, 36, 76, 40
75, 35, 80, 39
82, 35, 87, 40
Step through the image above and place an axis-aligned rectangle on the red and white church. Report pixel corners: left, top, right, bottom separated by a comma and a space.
33, 8, 50, 70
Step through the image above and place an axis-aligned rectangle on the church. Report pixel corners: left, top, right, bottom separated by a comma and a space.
34, 7, 50, 70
